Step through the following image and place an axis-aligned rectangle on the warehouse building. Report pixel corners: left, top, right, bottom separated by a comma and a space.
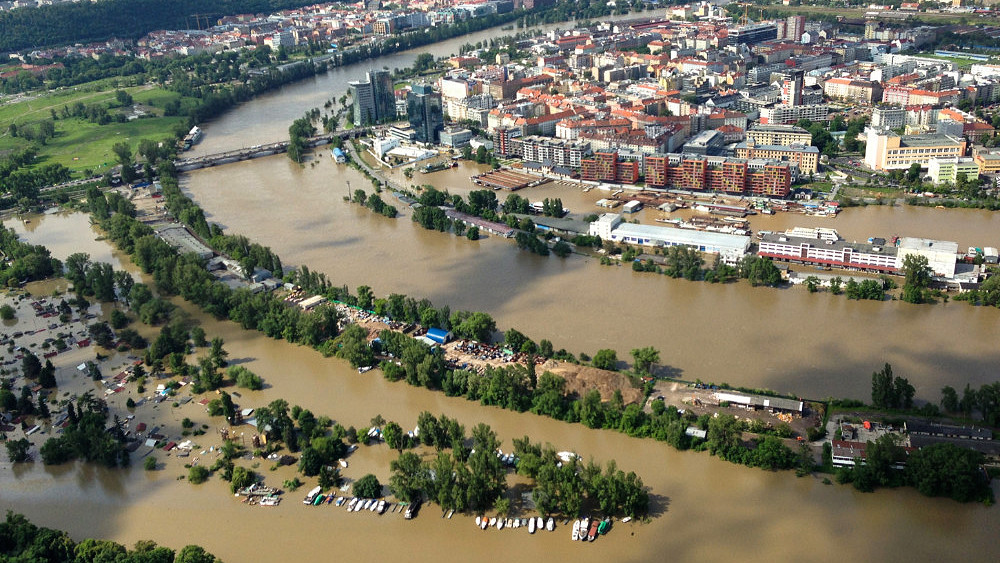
589, 213, 750, 264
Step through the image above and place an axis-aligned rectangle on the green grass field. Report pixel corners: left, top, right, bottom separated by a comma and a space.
0, 84, 190, 177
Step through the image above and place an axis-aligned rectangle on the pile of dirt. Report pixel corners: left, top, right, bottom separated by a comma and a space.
541, 360, 644, 405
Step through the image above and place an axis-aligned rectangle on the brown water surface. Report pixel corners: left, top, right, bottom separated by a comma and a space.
180, 156, 1000, 402
3, 207, 999, 563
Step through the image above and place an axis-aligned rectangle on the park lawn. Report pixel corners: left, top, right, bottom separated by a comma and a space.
842, 185, 904, 198
0, 83, 159, 127
916, 53, 986, 69
0, 88, 117, 126
131, 87, 185, 114
802, 181, 833, 194
0, 114, 185, 177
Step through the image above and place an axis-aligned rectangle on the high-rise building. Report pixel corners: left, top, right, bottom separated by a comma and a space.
349, 69, 396, 125
781, 70, 804, 107
786, 15, 805, 43
407, 83, 444, 144
349, 80, 375, 126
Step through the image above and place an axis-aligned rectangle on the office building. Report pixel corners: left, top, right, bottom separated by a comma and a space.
349, 69, 396, 125
927, 157, 979, 185
407, 83, 444, 144
747, 124, 813, 146
864, 129, 967, 171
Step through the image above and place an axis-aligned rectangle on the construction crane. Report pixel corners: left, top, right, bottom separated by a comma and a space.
735, 2, 751, 26
187, 14, 217, 31
734, 2, 763, 26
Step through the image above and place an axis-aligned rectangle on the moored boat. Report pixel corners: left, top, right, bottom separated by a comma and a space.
488, 517, 496, 527
536, 517, 543, 531
496, 518, 504, 530
404, 499, 421, 519
598, 518, 610, 535
447, 510, 454, 519
528, 518, 536, 534
377, 500, 387, 514
621, 516, 632, 523
481, 518, 488, 530
572, 520, 580, 541
546, 517, 555, 532
513, 518, 520, 529
476, 516, 482, 527
588, 519, 600, 541
579, 518, 589, 541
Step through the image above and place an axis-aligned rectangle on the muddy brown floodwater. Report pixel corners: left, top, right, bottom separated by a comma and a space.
179, 155, 1000, 403
5, 185, 999, 563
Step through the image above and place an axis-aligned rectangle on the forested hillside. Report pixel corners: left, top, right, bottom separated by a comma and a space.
0, 0, 321, 53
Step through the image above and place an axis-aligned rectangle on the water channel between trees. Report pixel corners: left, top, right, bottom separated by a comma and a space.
4, 15, 1000, 561
4, 209, 1000, 563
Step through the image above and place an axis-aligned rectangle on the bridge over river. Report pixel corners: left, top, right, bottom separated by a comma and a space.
173, 127, 374, 172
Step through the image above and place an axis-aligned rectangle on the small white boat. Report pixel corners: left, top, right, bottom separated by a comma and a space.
572, 520, 580, 541
496, 518, 504, 530
481, 518, 488, 530
580, 518, 589, 540
507, 518, 513, 528
447, 510, 454, 519
513, 518, 520, 529
476, 516, 482, 527
528, 518, 536, 534
488, 517, 497, 527
369, 499, 378, 512
377, 500, 387, 514
347, 498, 358, 510
339, 460, 348, 468
536, 517, 543, 531
621, 516, 632, 523
546, 517, 555, 532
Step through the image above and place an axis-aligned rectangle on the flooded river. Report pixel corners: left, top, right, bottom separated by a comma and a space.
4, 17, 1000, 561
2, 212, 998, 562
179, 154, 1000, 403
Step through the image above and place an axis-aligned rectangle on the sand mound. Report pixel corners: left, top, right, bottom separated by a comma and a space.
542, 360, 644, 405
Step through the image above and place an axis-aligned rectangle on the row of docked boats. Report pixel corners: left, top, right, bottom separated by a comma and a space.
570, 517, 611, 542
343, 496, 390, 515
475, 516, 555, 534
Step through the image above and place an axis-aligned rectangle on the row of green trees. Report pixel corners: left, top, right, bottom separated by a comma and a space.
835, 435, 990, 503
388, 422, 649, 518
0, 512, 222, 563
350, 188, 397, 218
620, 248, 770, 286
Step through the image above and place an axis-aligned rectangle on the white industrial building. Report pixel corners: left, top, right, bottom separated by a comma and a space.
589, 213, 750, 264
896, 237, 959, 278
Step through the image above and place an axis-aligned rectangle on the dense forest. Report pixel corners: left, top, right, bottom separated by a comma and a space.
0, 0, 322, 53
